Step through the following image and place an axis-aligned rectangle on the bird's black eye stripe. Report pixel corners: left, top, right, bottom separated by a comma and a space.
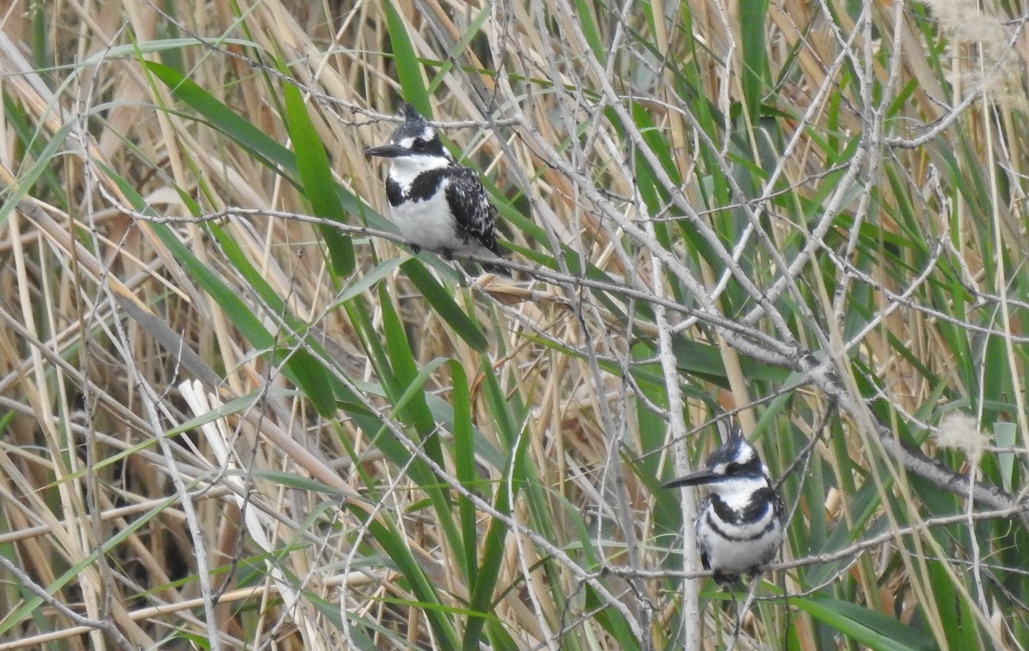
413, 137, 427, 149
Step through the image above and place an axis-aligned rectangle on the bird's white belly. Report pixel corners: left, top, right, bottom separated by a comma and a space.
699, 516, 783, 575
390, 191, 479, 254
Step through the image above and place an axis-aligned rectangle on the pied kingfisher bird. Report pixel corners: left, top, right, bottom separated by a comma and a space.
364, 104, 508, 275
664, 426, 786, 585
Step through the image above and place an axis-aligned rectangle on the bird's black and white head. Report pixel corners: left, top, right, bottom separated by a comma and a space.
364, 105, 454, 184
663, 428, 773, 509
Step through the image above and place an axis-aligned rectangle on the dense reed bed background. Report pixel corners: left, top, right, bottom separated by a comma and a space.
0, 0, 1027, 649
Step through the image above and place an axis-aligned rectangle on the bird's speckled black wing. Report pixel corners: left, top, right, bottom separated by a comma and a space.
443, 166, 501, 255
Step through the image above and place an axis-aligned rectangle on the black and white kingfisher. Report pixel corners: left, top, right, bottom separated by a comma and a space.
364, 105, 508, 275
664, 426, 786, 585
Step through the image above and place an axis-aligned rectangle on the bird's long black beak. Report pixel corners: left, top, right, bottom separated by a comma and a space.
364, 144, 407, 159
663, 468, 719, 489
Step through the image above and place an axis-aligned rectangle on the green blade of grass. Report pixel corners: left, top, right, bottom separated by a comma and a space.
463, 361, 523, 651
146, 59, 389, 230
377, 283, 439, 444
450, 360, 480, 583
282, 76, 355, 276
740, 0, 769, 121
99, 164, 342, 415
145, 60, 293, 173
348, 507, 460, 651
401, 259, 488, 352
793, 596, 937, 651
383, 1, 430, 115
